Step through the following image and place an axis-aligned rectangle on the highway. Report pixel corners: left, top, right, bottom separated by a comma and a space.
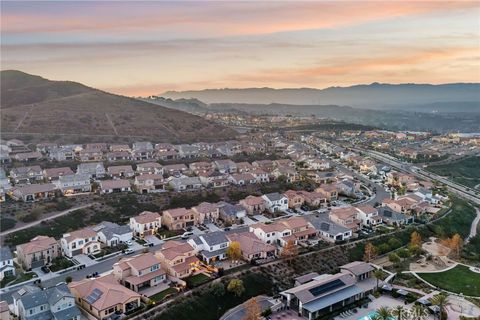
362, 149, 480, 206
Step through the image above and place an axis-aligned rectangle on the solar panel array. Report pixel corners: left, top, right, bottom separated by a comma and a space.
308, 279, 344, 297
383, 210, 392, 217
85, 288, 103, 304
320, 222, 330, 231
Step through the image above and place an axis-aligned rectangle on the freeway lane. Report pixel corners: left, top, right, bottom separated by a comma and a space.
363, 150, 480, 205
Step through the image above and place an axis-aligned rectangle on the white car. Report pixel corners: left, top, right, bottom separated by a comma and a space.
181, 231, 194, 239
125, 240, 133, 246
124, 248, 135, 255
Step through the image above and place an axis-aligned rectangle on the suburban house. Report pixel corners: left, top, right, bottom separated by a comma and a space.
107, 165, 135, 179
188, 231, 230, 263
284, 190, 305, 209
213, 159, 237, 173
133, 174, 165, 194
136, 162, 163, 175
16, 236, 61, 270
272, 166, 299, 183
60, 228, 101, 257
329, 207, 361, 232
189, 161, 213, 174
198, 171, 230, 188
377, 207, 414, 226
10, 183, 57, 202
355, 205, 382, 227
54, 174, 92, 195
43, 167, 74, 181
250, 168, 270, 183
191, 202, 220, 224
13, 283, 81, 320
217, 202, 247, 223
106, 151, 131, 162
78, 149, 103, 162
99, 179, 131, 194
301, 191, 328, 208
48, 147, 75, 161
10, 166, 43, 184
113, 253, 166, 293
13, 151, 43, 162
315, 185, 339, 202
307, 159, 330, 171
382, 197, 419, 214
228, 173, 257, 185
305, 214, 352, 243
239, 195, 266, 214
95, 222, 133, 247
235, 162, 253, 173
0, 247, 15, 281
129, 211, 162, 238
280, 261, 375, 320
252, 160, 275, 172
226, 232, 276, 261
162, 208, 196, 230
69, 274, 141, 320
168, 177, 202, 192
262, 192, 289, 213
280, 217, 317, 242
162, 164, 188, 176
76, 162, 106, 179
249, 222, 291, 246
155, 241, 200, 278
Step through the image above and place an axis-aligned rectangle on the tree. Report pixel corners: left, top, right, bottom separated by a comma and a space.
226, 241, 242, 262
410, 231, 422, 249
363, 242, 377, 262
397, 248, 411, 261
371, 306, 392, 320
450, 233, 463, 258
65, 276, 73, 283
388, 253, 400, 264
388, 238, 402, 250
243, 297, 262, 320
431, 293, 451, 320
410, 304, 429, 320
392, 305, 409, 320
373, 269, 384, 291
280, 240, 298, 265
211, 282, 225, 297
227, 279, 245, 297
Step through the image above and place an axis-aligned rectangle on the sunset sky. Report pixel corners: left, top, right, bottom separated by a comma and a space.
2, 1, 479, 96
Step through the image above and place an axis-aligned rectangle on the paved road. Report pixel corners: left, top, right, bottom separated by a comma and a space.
363, 150, 480, 205
221, 295, 272, 320
0, 204, 94, 237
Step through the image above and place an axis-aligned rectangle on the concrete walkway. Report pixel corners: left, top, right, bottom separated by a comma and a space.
466, 208, 480, 243
0, 203, 94, 236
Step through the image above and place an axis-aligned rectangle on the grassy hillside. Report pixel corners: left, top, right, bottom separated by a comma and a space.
426, 156, 480, 189
1, 70, 236, 143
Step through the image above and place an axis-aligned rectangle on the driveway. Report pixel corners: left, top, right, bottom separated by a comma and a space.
145, 235, 163, 245
206, 223, 221, 232
221, 296, 273, 320
72, 254, 96, 267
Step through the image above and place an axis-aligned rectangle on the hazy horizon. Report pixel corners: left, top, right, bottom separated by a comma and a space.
2, 1, 479, 96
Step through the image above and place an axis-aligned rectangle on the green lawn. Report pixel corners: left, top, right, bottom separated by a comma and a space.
418, 265, 480, 297
185, 273, 211, 288
149, 287, 178, 302
8, 272, 37, 286
426, 156, 480, 189
49, 257, 74, 272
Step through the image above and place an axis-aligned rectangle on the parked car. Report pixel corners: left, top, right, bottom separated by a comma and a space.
125, 240, 133, 246
181, 231, 194, 239
41, 266, 50, 273
124, 248, 135, 255
143, 241, 154, 247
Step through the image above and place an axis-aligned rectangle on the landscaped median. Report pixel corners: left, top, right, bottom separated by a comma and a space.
416, 264, 480, 297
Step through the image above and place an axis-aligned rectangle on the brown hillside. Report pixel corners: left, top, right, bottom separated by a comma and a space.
1, 70, 236, 143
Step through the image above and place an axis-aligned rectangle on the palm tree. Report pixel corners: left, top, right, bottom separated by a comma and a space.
392, 305, 409, 320
373, 269, 384, 291
371, 306, 392, 320
431, 293, 451, 320
410, 304, 429, 320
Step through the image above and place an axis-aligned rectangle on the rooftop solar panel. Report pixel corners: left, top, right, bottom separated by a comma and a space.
308, 279, 345, 297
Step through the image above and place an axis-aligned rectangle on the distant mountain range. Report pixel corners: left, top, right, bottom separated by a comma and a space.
162, 83, 480, 110
1, 70, 236, 144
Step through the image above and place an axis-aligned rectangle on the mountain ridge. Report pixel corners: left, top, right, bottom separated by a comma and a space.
1, 70, 237, 144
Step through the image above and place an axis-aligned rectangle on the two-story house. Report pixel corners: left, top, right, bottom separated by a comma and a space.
113, 253, 166, 293
107, 165, 135, 179
0, 247, 15, 281
155, 241, 199, 278
191, 202, 219, 224
329, 207, 362, 232
136, 162, 163, 175
162, 208, 195, 230
10, 166, 44, 184
16, 236, 61, 270
239, 196, 266, 215
60, 228, 101, 257
13, 283, 81, 320
129, 211, 162, 238
262, 192, 289, 213
188, 231, 229, 264
76, 162, 105, 179
54, 174, 91, 195
133, 174, 165, 194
